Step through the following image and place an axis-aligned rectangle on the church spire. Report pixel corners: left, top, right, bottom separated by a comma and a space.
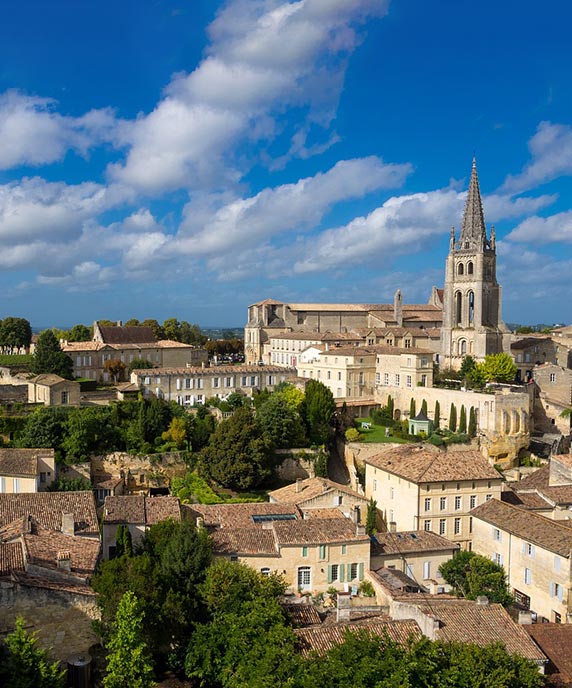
459, 157, 486, 248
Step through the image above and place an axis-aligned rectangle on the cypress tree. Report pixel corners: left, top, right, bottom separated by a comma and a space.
409, 398, 416, 418
459, 405, 467, 434
434, 400, 441, 430
122, 526, 133, 557
449, 404, 457, 432
469, 407, 477, 438
387, 395, 394, 420
421, 399, 428, 416
115, 525, 125, 558
365, 498, 377, 536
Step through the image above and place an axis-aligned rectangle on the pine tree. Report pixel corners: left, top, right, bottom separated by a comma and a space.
409, 398, 416, 418
449, 404, 457, 432
365, 498, 377, 536
469, 407, 477, 438
434, 400, 441, 430
459, 405, 467, 434
103, 592, 155, 688
421, 399, 428, 416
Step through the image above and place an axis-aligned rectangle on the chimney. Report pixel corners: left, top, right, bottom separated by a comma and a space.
356, 524, 366, 536
61, 512, 75, 536
518, 610, 533, 625
389, 521, 397, 533
337, 592, 351, 622
476, 595, 489, 606
116, 320, 122, 327
295, 478, 304, 493
57, 550, 71, 571
351, 505, 360, 524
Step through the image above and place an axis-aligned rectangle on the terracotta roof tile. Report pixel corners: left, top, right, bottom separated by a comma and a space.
97, 325, 156, 344
183, 503, 300, 529
0, 541, 25, 576
282, 603, 322, 627
417, 599, 546, 662
471, 498, 572, 556
272, 518, 369, 546
210, 527, 278, 555
0, 448, 53, 478
22, 522, 100, 577
133, 365, 296, 376
372, 530, 460, 555
103, 495, 181, 525
513, 464, 572, 506
268, 478, 366, 506
295, 619, 421, 656
0, 492, 98, 536
524, 623, 572, 680
365, 446, 501, 483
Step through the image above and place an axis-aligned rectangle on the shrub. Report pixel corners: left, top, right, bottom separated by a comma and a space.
359, 580, 375, 597
345, 427, 361, 442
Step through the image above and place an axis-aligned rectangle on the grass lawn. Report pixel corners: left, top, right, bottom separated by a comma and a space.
355, 418, 411, 444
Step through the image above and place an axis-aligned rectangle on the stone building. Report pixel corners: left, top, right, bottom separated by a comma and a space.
471, 498, 572, 623
0, 448, 55, 493
26, 374, 81, 406
131, 364, 296, 405
511, 336, 572, 383
532, 363, 572, 436
364, 445, 503, 548
440, 159, 510, 368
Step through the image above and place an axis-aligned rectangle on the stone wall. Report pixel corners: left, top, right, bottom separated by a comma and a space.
274, 448, 319, 481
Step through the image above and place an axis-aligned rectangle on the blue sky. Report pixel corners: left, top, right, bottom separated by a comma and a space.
1, 0, 572, 329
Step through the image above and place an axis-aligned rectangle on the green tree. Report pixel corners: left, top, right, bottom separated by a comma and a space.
66, 324, 91, 342
61, 407, 120, 463
48, 476, 92, 492
421, 399, 428, 416
434, 400, 440, 430
459, 355, 477, 379
479, 352, 518, 383
104, 359, 126, 383
179, 321, 208, 346
124, 318, 141, 327
0, 317, 32, 353
448, 403, 457, 432
275, 384, 305, 412
256, 394, 306, 448
129, 358, 154, 373
103, 591, 155, 688
31, 330, 74, 379
458, 405, 467, 433
1, 617, 65, 688
439, 551, 513, 605
141, 319, 164, 340
162, 318, 181, 341
468, 406, 477, 437
386, 394, 394, 420
365, 498, 377, 535
188, 406, 216, 451
303, 379, 336, 445
199, 407, 274, 489
16, 407, 66, 453
409, 397, 416, 418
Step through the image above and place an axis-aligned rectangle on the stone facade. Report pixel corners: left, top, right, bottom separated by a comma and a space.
472, 499, 572, 623
532, 364, 572, 436
27, 374, 81, 406
131, 364, 296, 405
511, 336, 572, 383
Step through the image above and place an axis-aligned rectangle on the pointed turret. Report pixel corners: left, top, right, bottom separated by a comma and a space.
459, 157, 486, 248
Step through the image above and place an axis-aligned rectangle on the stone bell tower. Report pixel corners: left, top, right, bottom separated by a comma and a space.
441, 158, 508, 369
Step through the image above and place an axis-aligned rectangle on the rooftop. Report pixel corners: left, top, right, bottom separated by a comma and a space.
97, 324, 156, 345
365, 445, 501, 483
184, 502, 300, 529
524, 623, 572, 681
133, 364, 295, 376
272, 518, 369, 546
103, 495, 181, 524
268, 477, 367, 506
513, 464, 572, 506
471, 498, 572, 557
0, 491, 98, 537
372, 530, 460, 556
0, 448, 54, 478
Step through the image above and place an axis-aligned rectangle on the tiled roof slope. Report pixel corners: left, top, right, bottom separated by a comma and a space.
512, 465, 572, 505
103, 495, 181, 525
419, 599, 546, 662
0, 448, 51, 477
471, 498, 572, 557
268, 477, 366, 505
98, 325, 156, 344
210, 527, 278, 555
295, 619, 421, 656
0, 492, 98, 536
183, 503, 300, 529
272, 518, 369, 546
524, 623, 572, 681
365, 445, 500, 483
372, 530, 460, 555
0, 541, 25, 576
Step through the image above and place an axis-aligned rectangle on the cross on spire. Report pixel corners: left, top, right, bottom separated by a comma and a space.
459, 157, 487, 248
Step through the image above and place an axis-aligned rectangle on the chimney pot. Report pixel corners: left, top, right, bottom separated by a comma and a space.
476, 595, 489, 606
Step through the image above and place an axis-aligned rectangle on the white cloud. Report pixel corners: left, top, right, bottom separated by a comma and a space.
484, 193, 557, 222
176, 156, 412, 256
506, 211, 572, 244
501, 121, 572, 193
111, 0, 388, 194
0, 90, 118, 170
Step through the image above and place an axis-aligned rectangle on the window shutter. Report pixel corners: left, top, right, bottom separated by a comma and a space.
550, 582, 555, 598
558, 585, 564, 602
358, 562, 364, 581
327, 565, 332, 584
339, 563, 345, 583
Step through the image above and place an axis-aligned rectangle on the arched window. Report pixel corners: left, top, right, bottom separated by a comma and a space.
458, 263, 464, 275
459, 339, 467, 355
455, 291, 462, 325
467, 261, 474, 275
513, 411, 520, 434
468, 291, 475, 324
